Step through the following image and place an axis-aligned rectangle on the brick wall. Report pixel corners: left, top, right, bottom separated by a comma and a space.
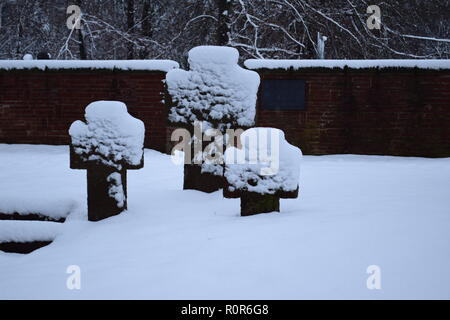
1, 67, 449, 157
255, 68, 450, 157
0, 69, 168, 152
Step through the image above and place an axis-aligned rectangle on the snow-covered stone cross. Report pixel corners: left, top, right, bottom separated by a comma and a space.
69, 101, 145, 221
166, 46, 260, 193
224, 128, 302, 216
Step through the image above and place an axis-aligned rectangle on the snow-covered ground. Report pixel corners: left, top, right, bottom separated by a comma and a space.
0, 144, 449, 299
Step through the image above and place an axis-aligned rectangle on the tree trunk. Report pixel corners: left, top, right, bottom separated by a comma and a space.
139, 0, 152, 59
0, 3, 3, 29
217, 0, 232, 46
126, 0, 135, 59
76, 0, 87, 59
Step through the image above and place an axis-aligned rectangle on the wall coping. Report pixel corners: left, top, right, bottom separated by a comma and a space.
2, 59, 449, 73
244, 59, 450, 71
0, 60, 179, 72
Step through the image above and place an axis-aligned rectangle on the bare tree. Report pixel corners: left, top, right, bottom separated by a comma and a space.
0, 0, 448, 61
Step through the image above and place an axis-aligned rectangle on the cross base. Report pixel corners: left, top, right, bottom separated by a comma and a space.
87, 166, 127, 221
240, 193, 280, 216
183, 164, 223, 193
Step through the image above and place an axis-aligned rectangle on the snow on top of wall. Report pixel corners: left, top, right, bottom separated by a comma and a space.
224, 127, 302, 195
244, 59, 450, 70
69, 101, 145, 169
0, 59, 179, 72
0, 221, 62, 243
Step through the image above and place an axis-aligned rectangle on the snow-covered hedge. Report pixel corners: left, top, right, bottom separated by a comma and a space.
0, 60, 179, 72
167, 46, 260, 132
244, 59, 450, 71
69, 101, 145, 170
224, 128, 302, 195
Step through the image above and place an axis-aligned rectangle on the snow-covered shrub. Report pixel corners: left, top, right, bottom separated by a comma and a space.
224, 128, 302, 195
69, 101, 145, 170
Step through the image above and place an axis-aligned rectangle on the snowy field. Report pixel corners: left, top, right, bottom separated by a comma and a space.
0, 144, 449, 299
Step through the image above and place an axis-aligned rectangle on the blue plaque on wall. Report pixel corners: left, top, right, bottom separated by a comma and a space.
261, 79, 306, 110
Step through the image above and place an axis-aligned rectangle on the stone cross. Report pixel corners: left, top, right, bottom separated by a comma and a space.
166, 46, 260, 193
69, 101, 145, 221
223, 128, 301, 216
